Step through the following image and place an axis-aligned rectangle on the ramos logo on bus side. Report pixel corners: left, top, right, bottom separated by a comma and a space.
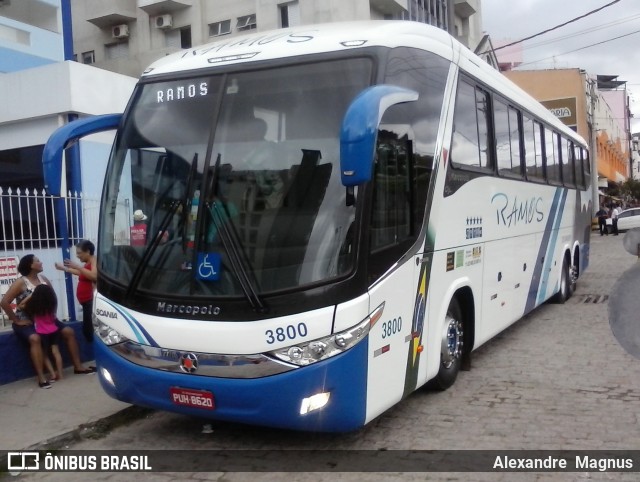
491, 193, 544, 228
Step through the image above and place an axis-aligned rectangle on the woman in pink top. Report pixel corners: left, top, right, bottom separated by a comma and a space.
25, 284, 64, 382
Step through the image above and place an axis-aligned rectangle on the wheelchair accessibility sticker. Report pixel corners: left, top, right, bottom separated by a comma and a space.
196, 252, 221, 281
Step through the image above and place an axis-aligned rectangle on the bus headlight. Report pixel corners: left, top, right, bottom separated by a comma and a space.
269, 303, 384, 366
95, 319, 130, 346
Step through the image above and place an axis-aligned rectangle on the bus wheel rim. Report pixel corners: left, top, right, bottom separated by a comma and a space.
441, 315, 463, 368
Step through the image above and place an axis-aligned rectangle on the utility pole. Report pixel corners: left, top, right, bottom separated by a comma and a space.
626, 91, 633, 182
587, 75, 600, 214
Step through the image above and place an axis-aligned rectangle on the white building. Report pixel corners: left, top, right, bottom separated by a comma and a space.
70, 0, 491, 78
0, 0, 136, 323
0, 0, 136, 194
632, 133, 640, 181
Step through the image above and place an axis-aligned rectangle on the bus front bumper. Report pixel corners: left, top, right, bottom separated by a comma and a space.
94, 338, 369, 432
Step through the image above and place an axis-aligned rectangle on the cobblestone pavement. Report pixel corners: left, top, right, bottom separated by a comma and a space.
14, 234, 640, 482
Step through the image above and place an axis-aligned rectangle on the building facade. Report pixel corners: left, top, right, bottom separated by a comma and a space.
632, 133, 640, 181
0, 0, 136, 326
0, 0, 68, 72
70, 0, 490, 78
503, 69, 630, 203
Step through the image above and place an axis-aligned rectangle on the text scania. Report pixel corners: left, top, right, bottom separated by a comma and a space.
156, 82, 208, 103
491, 193, 544, 227
96, 308, 117, 319
157, 302, 221, 316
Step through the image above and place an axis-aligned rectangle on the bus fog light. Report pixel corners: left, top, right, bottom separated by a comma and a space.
101, 367, 115, 387
300, 392, 330, 415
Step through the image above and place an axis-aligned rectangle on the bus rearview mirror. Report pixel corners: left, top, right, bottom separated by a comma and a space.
339, 85, 418, 187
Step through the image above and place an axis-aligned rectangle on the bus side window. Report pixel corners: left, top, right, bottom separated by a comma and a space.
561, 136, 576, 188
367, 128, 416, 283
494, 98, 523, 179
370, 132, 412, 252
451, 80, 493, 172
580, 147, 591, 188
534, 120, 546, 181
545, 128, 561, 186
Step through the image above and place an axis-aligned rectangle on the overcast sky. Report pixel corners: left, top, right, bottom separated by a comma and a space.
481, 0, 640, 132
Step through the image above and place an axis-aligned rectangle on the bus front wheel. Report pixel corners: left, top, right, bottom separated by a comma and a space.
428, 299, 464, 391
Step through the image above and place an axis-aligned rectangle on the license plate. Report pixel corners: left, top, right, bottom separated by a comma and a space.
170, 387, 215, 410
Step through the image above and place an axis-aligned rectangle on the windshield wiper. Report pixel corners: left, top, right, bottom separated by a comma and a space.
201, 153, 267, 312
208, 200, 267, 313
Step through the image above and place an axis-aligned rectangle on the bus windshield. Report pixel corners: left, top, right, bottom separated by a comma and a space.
99, 57, 373, 300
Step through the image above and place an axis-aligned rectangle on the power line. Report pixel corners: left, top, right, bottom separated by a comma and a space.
519, 28, 640, 67
519, 12, 640, 52
487, 0, 622, 54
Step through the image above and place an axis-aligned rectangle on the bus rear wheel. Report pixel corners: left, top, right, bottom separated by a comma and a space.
552, 257, 573, 304
428, 299, 464, 391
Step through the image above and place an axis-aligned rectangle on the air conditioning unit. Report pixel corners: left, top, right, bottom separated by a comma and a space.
154, 14, 173, 29
112, 24, 129, 39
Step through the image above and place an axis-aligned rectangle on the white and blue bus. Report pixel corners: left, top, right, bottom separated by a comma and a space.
43, 21, 591, 432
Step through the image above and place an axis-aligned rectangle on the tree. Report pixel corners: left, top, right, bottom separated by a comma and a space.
620, 178, 640, 203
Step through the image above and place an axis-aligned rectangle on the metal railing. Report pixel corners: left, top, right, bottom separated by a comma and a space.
0, 188, 99, 330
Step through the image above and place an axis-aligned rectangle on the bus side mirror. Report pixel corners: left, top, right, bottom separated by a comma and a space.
43, 114, 122, 196
339, 85, 418, 187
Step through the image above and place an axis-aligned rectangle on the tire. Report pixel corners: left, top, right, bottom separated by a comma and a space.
428, 298, 464, 391
569, 260, 578, 294
552, 257, 572, 304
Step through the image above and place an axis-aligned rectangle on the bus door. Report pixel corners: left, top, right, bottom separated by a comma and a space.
364, 133, 426, 420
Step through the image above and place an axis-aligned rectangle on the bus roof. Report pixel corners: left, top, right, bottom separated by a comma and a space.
141, 20, 586, 147
142, 21, 455, 77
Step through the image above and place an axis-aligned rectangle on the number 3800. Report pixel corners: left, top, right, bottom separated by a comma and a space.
265, 323, 308, 344
382, 317, 402, 339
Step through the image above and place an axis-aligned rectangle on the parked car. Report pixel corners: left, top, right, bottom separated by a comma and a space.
616, 208, 640, 232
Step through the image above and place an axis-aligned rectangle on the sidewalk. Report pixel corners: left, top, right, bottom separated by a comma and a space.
0, 365, 134, 451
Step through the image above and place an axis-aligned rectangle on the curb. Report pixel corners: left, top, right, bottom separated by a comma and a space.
5, 405, 153, 454
32, 406, 153, 451
0, 406, 153, 477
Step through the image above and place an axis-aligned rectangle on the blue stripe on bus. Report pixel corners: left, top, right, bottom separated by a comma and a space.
524, 188, 563, 313
536, 188, 568, 305
103, 299, 159, 347
95, 334, 369, 432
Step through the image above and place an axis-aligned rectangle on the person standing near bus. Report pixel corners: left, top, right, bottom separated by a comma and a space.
611, 204, 621, 236
55, 240, 97, 343
596, 207, 609, 236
